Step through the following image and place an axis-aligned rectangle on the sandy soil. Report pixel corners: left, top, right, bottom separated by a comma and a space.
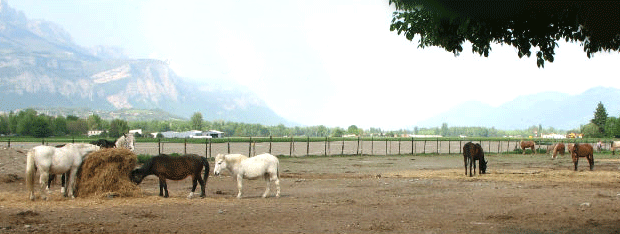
1, 147, 620, 233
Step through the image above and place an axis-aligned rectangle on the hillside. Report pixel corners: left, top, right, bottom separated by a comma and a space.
417, 86, 620, 130
0, 1, 291, 125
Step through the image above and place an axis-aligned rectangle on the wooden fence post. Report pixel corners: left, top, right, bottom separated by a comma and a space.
205, 138, 208, 158
436, 139, 439, 154
209, 138, 212, 158
423, 140, 426, 154
448, 140, 451, 154
398, 138, 401, 155
269, 136, 272, 154
356, 137, 360, 155
227, 138, 231, 154
371, 136, 374, 155
7, 139, 10, 148
341, 138, 344, 155
158, 138, 161, 155
249, 137, 252, 156
184, 138, 187, 155
325, 137, 329, 156
307, 136, 310, 156
385, 139, 388, 155
290, 137, 293, 157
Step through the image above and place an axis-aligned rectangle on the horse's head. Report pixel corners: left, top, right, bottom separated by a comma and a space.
480, 159, 487, 174
129, 169, 146, 185
213, 154, 227, 176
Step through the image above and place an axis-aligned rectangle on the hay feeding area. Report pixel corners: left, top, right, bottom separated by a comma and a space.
75, 148, 142, 198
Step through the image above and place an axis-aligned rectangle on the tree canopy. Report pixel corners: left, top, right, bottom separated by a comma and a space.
389, 0, 620, 67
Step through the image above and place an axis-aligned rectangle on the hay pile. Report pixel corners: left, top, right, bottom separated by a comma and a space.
75, 148, 142, 198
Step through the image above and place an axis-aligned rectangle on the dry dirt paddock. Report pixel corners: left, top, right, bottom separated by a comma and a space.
1, 148, 620, 233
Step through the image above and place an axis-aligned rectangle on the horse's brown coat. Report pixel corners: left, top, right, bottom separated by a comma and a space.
571, 143, 594, 171
552, 143, 565, 159
520, 141, 536, 154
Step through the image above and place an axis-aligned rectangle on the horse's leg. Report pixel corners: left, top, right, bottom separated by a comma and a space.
39, 172, 50, 200
574, 159, 579, 171
67, 168, 79, 198
463, 157, 468, 175
588, 155, 594, 171
188, 176, 198, 199
273, 173, 281, 198
159, 177, 169, 198
60, 173, 66, 194
46, 174, 55, 192
261, 174, 271, 198
197, 176, 206, 198
236, 174, 243, 199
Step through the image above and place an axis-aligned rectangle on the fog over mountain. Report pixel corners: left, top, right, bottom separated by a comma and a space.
417, 86, 620, 130
0, 0, 292, 125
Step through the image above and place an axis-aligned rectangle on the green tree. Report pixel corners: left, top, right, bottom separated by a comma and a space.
0, 114, 8, 135
109, 119, 129, 137
389, 1, 620, 68
51, 116, 68, 136
591, 101, 607, 135
582, 123, 602, 138
604, 116, 620, 138
16, 109, 37, 136
87, 114, 104, 130
32, 115, 52, 138
332, 128, 345, 137
67, 119, 88, 136
347, 125, 360, 135
440, 123, 449, 136
191, 112, 203, 130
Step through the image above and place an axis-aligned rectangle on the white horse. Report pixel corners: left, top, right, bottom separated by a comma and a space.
115, 133, 135, 151
213, 153, 280, 199
611, 141, 620, 155
26, 143, 101, 200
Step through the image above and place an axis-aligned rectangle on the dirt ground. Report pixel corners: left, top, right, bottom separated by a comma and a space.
1, 147, 620, 233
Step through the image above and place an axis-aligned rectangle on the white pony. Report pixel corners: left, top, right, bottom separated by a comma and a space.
26, 143, 101, 200
115, 133, 135, 151
213, 153, 280, 199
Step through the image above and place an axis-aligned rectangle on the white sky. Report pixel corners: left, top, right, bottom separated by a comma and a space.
10, 0, 620, 130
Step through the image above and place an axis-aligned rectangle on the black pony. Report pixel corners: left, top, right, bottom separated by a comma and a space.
463, 142, 487, 177
89, 139, 116, 148
130, 154, 210, 198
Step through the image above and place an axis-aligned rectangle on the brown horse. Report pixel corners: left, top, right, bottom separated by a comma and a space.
571, 143, 594, 171
552, 142, 565, 159
463, 142, 487, 177
519, 141, 536, 154
130, 154, 209, 198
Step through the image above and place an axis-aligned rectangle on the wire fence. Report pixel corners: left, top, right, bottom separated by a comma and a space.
0, 137, 608, 158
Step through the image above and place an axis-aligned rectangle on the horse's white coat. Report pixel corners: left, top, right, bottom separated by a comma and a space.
214, 153, 280, 198
115, 133, 135, 151
26, 143, 100, 200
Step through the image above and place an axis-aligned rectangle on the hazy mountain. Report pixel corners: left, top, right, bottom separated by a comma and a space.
417, 86, 620, 130
0, 1, 292, 126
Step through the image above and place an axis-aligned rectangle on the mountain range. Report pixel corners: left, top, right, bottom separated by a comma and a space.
417, 86, 620, 130
0, 0, 292, 125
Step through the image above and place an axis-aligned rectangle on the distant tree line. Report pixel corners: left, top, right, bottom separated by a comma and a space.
1, 107, 616, 139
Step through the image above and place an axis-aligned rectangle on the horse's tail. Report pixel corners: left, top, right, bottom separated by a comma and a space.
202, 156, 210, 183
26, 149, 36, 197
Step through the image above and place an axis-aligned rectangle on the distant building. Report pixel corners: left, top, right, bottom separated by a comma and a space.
88, 130, 104, 137
152, 130, 224, 138
129, 129, 142, 135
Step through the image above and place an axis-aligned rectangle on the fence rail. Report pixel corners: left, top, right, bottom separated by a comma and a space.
0, 137, 609, 158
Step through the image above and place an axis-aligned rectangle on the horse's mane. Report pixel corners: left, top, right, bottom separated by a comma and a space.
222, 154, 249, 163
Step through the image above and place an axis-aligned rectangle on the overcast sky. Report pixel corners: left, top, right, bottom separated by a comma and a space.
10, 0, 620, 130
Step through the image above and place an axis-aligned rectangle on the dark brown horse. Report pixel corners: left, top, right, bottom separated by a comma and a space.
89, 139, 116, 148
463, 142, 487, 177
130, 154, 209, 198
519, 141, 536, 154
571, 143, 594, 171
